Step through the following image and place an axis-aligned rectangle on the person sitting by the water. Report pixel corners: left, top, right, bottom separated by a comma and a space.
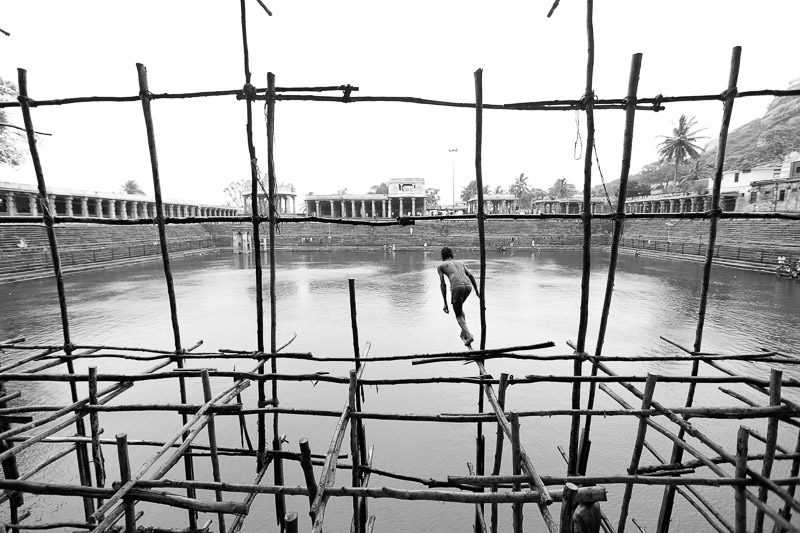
571, 502, 601, 533
437, 246, 480, 346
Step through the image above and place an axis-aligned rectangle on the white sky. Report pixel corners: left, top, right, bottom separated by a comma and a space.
1, 1, 798, 206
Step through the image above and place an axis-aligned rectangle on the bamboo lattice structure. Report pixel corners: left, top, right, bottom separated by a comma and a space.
1, 1, 799, 532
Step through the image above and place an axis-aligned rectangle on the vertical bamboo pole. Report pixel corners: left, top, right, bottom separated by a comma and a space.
135, 62, 196, 530
17, 67, 95, 523
510, 411, 522, 533
349, 279, 368, 531
754, 369, 781, 533
299, 439, 318, 511
473, 67, 488, 533
266, 71, 286, 527
559, 482, 578, 533
115, 434, 136, 533
201, 371, 226, 533
285, 512, 298, 533
570, 0, 596, 477
771, 428, 800, 533
238, 0, 267, 476
657, 46, 741, 533
490, 373, 510, 533
88, 367, 106, 512
581, 53, 643, 475
349, 370, 361, 533
618, 374, 658, 533
0, 383, 22, 533
735, 427, 749, 533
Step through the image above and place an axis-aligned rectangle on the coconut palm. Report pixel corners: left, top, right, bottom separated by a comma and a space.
657, 115, 706, 189
548, 178, 577, 199
121, 179, 145, 195
509, 173, 530, 201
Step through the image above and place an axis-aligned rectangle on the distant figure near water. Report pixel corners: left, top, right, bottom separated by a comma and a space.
437, 246, 480, 346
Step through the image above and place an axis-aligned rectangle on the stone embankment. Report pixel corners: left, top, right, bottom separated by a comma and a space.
1, 217, 797, 283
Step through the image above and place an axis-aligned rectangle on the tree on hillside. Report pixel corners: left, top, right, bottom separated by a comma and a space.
759, 125, 799, 163
657, 115, 706, 189
626, 180, 651, 198
460, 180, 490, 202
369, 182, 388, 194
0, 78, 25, 168
121, 180, 145, 195
425, 187, 440, 206
547, 178, 577, 199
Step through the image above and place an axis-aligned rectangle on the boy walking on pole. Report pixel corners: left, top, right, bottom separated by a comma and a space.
437, 246, 480, 346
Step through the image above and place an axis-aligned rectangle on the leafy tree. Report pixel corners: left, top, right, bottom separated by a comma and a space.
121, 180, 145, 195
0, 78, 25, 168
626, 180, 651, 198
460, 180, 490, 202
759, 126, 798, 163
425, 187, 440, 206
657, 115, 706, 188
223, 179, 249, 207
547, 178, 577, 199
494, 185, 505, 194
369, 182, 388, 194
337, 188, 348, 195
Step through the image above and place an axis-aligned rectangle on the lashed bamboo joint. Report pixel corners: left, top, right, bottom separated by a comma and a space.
1, 2, 799, 532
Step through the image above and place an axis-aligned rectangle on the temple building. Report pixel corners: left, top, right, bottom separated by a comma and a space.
243, 182, 298, 215
305, 178, 427, 218
532, 196, 614, 214
467, 193, 518, 214
0, 181, 236, 219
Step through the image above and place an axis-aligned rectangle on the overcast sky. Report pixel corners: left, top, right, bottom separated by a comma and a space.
2, 1, 798, 207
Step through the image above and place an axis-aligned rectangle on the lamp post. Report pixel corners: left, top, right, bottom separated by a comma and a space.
449, 148, 458, 213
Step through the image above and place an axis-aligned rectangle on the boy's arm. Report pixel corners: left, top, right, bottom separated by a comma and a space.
437, 266, 449, 313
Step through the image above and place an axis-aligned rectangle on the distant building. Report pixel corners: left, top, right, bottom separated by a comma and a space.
0, 181, 237, 219
243, 182, 298, 215
532, 195, 613, 214
467, 193, 518, 214
737, 152, 800, 212
305, 177, 427, 218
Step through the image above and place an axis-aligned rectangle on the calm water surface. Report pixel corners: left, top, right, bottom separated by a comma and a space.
2, 249, 799, 531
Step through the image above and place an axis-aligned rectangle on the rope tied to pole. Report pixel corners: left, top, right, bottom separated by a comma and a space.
721, 87, 738, 100
343, 85, 353, 103
706, 208, 724, 218
580, 212, 593, 224
652, 94, 663, 112
397, 217, 415, 226
241, 83, 257, 101
16, 95, 36, 108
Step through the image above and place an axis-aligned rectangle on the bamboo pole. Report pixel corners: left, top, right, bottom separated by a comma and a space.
754, 369, 782, 533
310, 403, 350, 532
0, 444, 76, 506
0, 383, 21, 533
299, 439, 318, 509
135, 61, 198, 529
510, 411, 522, 533
658, 46, 741, 533
772, 429, 800, 533
265, 70, 287, 530
559, 482, 578, 533
201, 371, 226, 533
285, 512, 298, 533
473, 69, 487, 352
17, 67, 95, 523
115, 434, 137, 533
490, 373, 510, 533
581, 53, 643, 475
571, 0, 596, 478
618, 374, 657, 533
735, 427, 749, 533
88, 367, 106, 512
349, 371, 361, 533
349, 279, 368, 531
468, 462, 488, 533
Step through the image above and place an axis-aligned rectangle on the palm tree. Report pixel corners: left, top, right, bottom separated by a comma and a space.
509, 173, 530, 201
548, 178, 577, 199
121, 180, 145, 195
657, 115, 706, 190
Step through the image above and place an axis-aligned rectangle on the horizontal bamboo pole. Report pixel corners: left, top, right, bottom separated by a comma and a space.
4, 369, 793, 388
449, 473, 800, 488
0, 404, 242, 415
0, 479, 246, 515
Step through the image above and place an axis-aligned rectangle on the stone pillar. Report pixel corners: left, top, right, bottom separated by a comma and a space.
398, 198, 404, 216
4, 192, 16, 215
47, 195, 56, 216
80, 197, 89, 217
29, 194, 38, 216
133, 202, 141, 219
371, 200, 376, 217
64, 196, 73, 217
120, 200, 128, 220
108, 199, 117, 219
359, 200, 365, 218
351, 200, 356, 218
292, 197, 296, 214
341, 200, 346, 218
